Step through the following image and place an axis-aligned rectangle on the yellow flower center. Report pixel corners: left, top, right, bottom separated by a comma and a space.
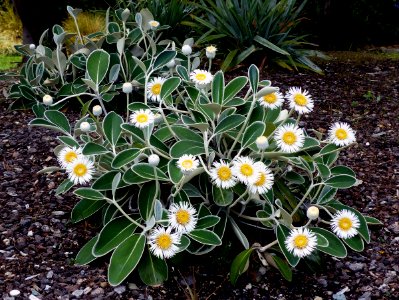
217, 166, 232, 181
73, 163, 87, 177
195, 73, 207, 81
176, 209, 190, 225
294, 94, 308, 106
293, 234, 309, 249
254, 172, 266, 187
181, 159, 193, 169
240, 163, 253, 176
263, 93, 277, 104
335, 129, 348, 140
282, 131, 297, 145
156, 233, 172, 250
206, 46, 216, 52
65, 151, 78, 163
136, 113, 149, 123
151, 83, 162, 95
338, 217, 353, 231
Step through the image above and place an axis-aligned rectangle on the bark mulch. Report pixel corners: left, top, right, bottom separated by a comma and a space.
1, 53, 398, 299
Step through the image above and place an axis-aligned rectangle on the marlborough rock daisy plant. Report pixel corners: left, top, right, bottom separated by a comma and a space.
7, 4, 382, 288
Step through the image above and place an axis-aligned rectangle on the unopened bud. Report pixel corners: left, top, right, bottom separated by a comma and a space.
80, 121, 91, 132
182, 44, 192, 56
306, 206, 319, 220
42, 94, 53, 106
275, 109, 289, 123
92, 105, 102, 116
122, 82, 133, 93
206, 45, 217, 59
148, 154, 160, 166
166, 59, 176, 69
29, 44, 36, 50
121, 8, 130, 22
256, 136, 269, 150
154, 113, 163, 124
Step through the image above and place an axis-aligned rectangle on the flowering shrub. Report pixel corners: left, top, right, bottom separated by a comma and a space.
8, 5, 381, 287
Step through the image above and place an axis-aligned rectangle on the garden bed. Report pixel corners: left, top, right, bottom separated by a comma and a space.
1, 53, 398, 299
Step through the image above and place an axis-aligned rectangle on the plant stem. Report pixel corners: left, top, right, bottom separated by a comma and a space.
290, 183, 314, 217
109, 198, 146, 230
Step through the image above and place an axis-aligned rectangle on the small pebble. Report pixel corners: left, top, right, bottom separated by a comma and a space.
114, 285, 126, 294
72, 289, 84, 297
9, 290, 21, 296
29, 295, 41, 300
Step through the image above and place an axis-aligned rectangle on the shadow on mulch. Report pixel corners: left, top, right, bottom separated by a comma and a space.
0, 53, 398, 299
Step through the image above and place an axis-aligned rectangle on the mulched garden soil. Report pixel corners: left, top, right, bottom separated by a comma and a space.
1, 53, 398, 300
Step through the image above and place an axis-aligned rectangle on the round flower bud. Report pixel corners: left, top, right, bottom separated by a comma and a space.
148, 154, 160, 166
42, 94, 53, 106
80, 121, 91, 132
166, 59, 176, 69
29, 44, 36, 50
92, 105, 102, 116
256, 136, 269, 150
121, 8, 130, 22
148, 20, 160, 30
122, 82, 133, 94
182, 44, 192, 56
154, 113, 163, 124
206, 45, 217, 59
307, 206, 319, 220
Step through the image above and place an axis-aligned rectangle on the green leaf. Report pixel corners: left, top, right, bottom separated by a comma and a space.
364, 216, 383, 225
123, 169, 150, 184
75, 235, 98, 265
224, 76, 248, 103
86, 49, 110, 87
160, 77, 181, 100
176, 65, 189, 81
132, 163, 169, 181
229, 217, 249, 249
212, 71, 224, 105
317, 186, 337, 204
276, 224, 300, 267
44, 110, 70, 133
316, 163, 331, 179
82, 142, 109, 155
111, 148, 141, 169
272, 255, 292, 282
58, 136, 79, 148
92, 171, 120, 190
103, 111, 123, 147
93, 216, 137, 256
172, 126, 203, 143
248, 64, 259, 93
215, 114, 245, 134
253, 35, 290, 56
108, 234, 146, 286
310, 228, 347, 258
302, 137, 320, 150
138, 251, 168, 286
196, 216, 220, 229
55, 179, 74, 195
330, 166, 356, 177
328, 203, 370, 243
153, 50, 176, 70
241, 121, 265, 149
188, 229, 222, 246
229, 248, 253, 285
324, 175, 356, 189
71, 199, 105, 223
138, 181, 158, 221
170, 140, 205, 158
285, 171, 305, 184
168, 160, 183, 184
74, 188, 104, 200
220, 49, 238, 72
212, 186, 233, 206
343, 235, 364, 252
318, 144, 339, 156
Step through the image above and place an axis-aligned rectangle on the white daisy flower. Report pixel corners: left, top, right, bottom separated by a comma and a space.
232, 156, 261, 184
176, 154, 199, 174
285, 227, 317, 258
286, 87, 314, 114
274, 124, 305, 153
148, 20, 160, 30
57, 146, 82, 168
148, 226, 181, 259
168, 202, 198, 233
331, 209, 360, 239
258, 91, 285, 110
66, 156, 95, 185
190, 69, 213, 86
147, 77, 166, 102
210, 160, 237, 189
328, 122, 356, 146
130, 109, 155, 128
247, 162, 274, 194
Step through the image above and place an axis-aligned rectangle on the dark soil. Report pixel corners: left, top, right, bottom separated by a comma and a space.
1, 53, 398, 299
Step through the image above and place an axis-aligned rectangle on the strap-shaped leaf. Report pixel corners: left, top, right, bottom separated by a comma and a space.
44, 110, 70, 133
74, 188, 104, 200
108, 234, 146, 286
103, 111, 123, 147
229, 248, 254, 285
111, 148, 141, 169
215, 114, 245, 134
229, 217, 249, 249
212, 71, 224, 104
93, 216, 137, 256
86, 49, 110, 87
271, 254, 293, 282
224, 76, 248, 103
248, 64, 259, 92
75, 235, 98, 265
138, 181, 158, 221
253, 35, 290, 56
71, 199, 105, 223
188, 229, 222, 246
